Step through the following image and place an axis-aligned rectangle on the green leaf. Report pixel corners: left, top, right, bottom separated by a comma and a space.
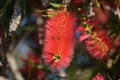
0, 0, 13, 12
0, 0, 14, 18
35, 10, 47, 13
49, 2, 65, 8
42, 13, 56, 18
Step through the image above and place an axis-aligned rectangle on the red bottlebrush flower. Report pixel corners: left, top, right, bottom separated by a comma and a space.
42, 9, 76, 71
78, 25, 111, 60
20, 53, 40, 72
92, 73, 105, 80
27, 53, 40, 64
32, 69, 45, 80
20, 53, 40, 73
86, 31, 111, 60
19, 64, 30, 74
19, 53, 45, 80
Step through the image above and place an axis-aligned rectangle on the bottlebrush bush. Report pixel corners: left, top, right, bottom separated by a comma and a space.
0, 0, 120, 80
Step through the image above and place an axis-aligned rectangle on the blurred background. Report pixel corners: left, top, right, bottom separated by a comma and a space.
0, 0, 120, 80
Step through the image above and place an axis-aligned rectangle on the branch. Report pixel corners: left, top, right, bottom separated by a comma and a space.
6, 32, 30, 80
6, 53, 24, 80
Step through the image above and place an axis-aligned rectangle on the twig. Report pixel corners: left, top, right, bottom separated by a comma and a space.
113, 51, 120, 64
107, 74, 112, 80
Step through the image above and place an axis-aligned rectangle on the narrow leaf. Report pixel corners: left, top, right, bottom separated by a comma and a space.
49, 2, 64, 8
